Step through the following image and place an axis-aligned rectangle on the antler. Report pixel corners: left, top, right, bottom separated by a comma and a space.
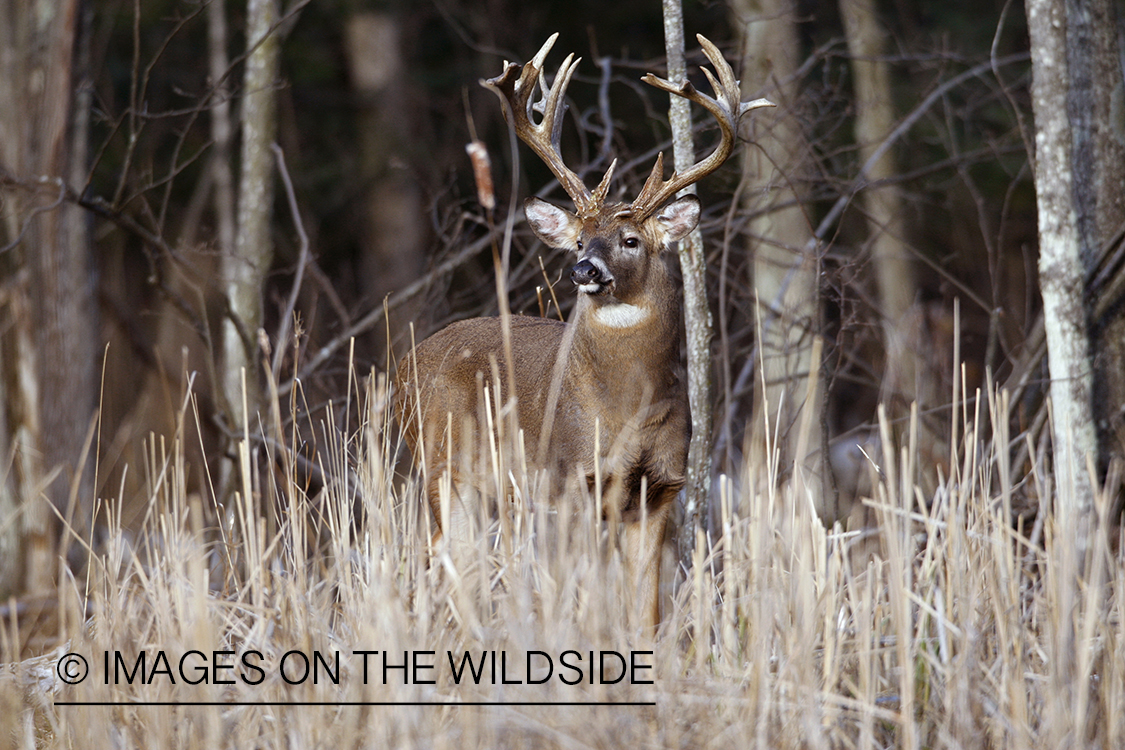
482, 34, 615, 220
631, 34, 774, 220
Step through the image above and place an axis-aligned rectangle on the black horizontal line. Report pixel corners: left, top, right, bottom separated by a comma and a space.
54, 701, 655, 707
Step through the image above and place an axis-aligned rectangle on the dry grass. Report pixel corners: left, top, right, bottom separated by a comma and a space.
2, 367, 1124, 749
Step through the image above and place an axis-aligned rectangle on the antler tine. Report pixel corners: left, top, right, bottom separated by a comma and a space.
481, 35, 613, 219
631, 34, 775, 220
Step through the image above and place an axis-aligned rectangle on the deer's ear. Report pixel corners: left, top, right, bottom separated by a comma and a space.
525, 198, 581, 250
652, 195, 701, 245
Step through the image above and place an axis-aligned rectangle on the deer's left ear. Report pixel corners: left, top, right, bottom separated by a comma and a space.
652, 195, 701, 245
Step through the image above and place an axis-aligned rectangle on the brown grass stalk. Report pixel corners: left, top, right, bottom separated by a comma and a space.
2, 362, 1123, 749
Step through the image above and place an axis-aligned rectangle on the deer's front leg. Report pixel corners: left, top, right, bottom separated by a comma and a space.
623, 496, 672, 632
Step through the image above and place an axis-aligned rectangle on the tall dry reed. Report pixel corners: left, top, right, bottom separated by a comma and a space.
2, 365, 1122, 749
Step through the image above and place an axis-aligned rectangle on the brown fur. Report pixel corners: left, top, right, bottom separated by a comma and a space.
394, 34, 767, 631
395, 198, 697, 628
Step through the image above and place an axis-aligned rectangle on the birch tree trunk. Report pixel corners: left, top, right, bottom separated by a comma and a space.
660, 0, 714, 560
1027, 3, 1104, 734
1025, 0, 1096, 523
224, 0, 279, 438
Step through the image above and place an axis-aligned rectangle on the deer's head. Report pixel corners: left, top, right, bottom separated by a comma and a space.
483, 34, 772, 318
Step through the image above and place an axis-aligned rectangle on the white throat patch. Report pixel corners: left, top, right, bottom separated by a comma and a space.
594, 302, 650, 329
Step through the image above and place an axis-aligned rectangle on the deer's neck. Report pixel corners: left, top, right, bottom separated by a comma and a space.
570, 273, 681, 384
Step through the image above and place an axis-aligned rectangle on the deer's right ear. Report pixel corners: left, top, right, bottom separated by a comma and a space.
525, 198, 581, 250
653, 195, 701, 244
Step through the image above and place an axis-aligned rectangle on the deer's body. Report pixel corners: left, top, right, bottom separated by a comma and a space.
394, 35, 772, 629
402, 299, 689, 508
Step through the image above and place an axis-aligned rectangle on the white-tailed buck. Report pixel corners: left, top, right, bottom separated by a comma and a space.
396, 34, 771, 628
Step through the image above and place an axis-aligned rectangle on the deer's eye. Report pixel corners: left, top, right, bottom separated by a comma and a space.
576, 240, 584, 251
623, 236, 640, 249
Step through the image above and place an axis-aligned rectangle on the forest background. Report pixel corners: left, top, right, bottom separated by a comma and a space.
1, 0, 1124, 745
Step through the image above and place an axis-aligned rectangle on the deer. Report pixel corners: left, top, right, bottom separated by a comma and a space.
395, 34, 772, 629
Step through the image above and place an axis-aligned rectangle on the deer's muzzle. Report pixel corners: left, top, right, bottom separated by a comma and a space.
571, 257, 613, 295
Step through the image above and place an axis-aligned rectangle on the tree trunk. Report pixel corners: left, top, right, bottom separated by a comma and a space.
209, 0, 236, 270
1069, 0, 1125, 477
0, 284, 43, 596
343, 12, 424, 347
730, 0, 827, 518
659, 0, 715, 564
224, 0, 280, 439
1026, 0, 1097, 520
839, 0, 928, 414
838, 0, 942, 527
0, 0, 95, 594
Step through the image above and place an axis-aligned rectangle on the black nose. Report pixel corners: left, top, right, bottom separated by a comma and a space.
571, 259, 601, 286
